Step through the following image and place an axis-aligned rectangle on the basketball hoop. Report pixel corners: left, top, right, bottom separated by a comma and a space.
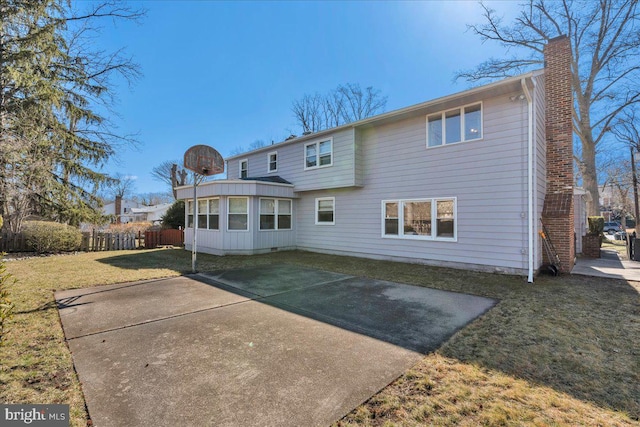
183, 145, 224, 273
184, 145, 224, 176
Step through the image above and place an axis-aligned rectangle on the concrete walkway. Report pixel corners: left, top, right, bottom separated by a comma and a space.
572, 248, 640, 281
56, 264, 496, 427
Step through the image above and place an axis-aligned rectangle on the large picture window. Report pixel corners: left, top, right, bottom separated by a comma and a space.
382, 198, 456, 240
260, 198, 292, 230
305, 139, 332, 169
315, 197, 335, 225
186, 198, 219, 230
427, 103, 482, 147
228, 197, 249, 231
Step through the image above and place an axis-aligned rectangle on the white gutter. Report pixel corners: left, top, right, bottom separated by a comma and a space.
522, 78, 535, 283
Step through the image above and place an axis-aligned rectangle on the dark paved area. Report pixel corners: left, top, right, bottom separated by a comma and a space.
56, 264, 496, 427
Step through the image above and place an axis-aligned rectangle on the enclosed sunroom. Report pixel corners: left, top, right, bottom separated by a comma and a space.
176, 177, 296, 255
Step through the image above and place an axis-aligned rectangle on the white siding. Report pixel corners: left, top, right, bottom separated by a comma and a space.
296, 92, 532, 273
226, 129, 357, 191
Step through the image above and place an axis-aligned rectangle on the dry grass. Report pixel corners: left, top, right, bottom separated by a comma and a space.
1, 249, 639, 426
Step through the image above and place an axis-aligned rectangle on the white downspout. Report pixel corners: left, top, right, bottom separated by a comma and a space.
522, 78, 535, 283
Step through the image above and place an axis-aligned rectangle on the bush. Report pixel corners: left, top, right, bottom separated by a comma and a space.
162, 200, 185, 229
587, 216, 605, 235
23, 221, 82, 253
0, 256, 15, 345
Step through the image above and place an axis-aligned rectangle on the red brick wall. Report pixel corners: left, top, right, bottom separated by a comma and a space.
542, 36, 575, 272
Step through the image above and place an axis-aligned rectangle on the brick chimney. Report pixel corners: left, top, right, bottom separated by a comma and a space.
115, 195, 122, 225
542, 35, 575, 272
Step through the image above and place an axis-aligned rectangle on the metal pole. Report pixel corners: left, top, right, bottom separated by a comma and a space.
192, 172, 198, 273
631, 147, 640, 236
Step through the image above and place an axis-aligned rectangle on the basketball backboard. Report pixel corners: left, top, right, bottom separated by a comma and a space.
183, 145, 224, 176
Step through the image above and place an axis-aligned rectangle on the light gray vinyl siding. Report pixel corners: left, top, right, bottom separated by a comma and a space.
226, 129, 358, 191
533, 74, 546, 268
296, 92, 532, 273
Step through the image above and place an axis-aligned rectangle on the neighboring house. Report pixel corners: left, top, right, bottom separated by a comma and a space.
102, 197, 171, 224
102, 197, 141, 224
177, 36, 575, 281
130, 203, 173, 225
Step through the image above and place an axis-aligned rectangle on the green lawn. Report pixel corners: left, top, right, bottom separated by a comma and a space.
1, 249, 638, 426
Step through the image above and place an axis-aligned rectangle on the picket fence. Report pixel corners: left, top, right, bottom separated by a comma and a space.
0, 230, 142, 253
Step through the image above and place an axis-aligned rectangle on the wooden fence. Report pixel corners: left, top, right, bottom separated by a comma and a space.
0, 231, 29, 252
1, 229, 183, 252
0, 230, 142, 253
81, 231, 139, 251
145, 229, 184, 249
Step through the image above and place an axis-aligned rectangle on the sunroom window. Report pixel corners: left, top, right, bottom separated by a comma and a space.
260, 198, 292, 230
228, 197, 248, 230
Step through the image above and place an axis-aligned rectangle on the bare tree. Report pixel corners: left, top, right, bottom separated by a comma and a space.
108, 173, 136, 199
612, 108, 640, 231
291, 83, 387, 134
459, 0, 640, 215
292, 94, 325, 133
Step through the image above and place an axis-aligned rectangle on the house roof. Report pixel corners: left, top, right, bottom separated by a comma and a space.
130, 203, 173, 214
241, 176, 293, 184
226, 69, 544, 161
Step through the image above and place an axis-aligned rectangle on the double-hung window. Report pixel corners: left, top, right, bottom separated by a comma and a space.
305, 139, 332, 169
259, 198, 292, 230
383, 198, 456, 240
427, 103, 482, 147
315, 197, 335, 225
186, 198, 219, 230
228, 197, 249, 231
268, 152, 277, 173
239, 159, 248, 178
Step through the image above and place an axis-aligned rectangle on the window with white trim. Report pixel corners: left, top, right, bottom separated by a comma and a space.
239, 159, 248, 178
315, 197, 335, 225
259, 198, 292, 230
228, 197, 249, 230
186, 198, 219, 230
305, 139, 332, 169
427, 103, 482, 147
268, 152, 277, 173
383, 198, 456, 240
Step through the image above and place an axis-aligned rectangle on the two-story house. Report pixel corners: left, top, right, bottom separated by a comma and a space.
176, 36, 575, 281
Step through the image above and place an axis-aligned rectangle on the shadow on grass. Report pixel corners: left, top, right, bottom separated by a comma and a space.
92, 249, 639, 420
95, 248, 194, 273
436, 274, 640, 421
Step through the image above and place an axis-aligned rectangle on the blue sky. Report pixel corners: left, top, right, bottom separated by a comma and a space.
97, 1, 521, 195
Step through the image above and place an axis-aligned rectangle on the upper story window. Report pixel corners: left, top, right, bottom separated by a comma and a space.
427, 103, 482, 148
305, 138, 332, 170
186, 198, 219, 230
239, 159, 248, 178
268, 152, 277, 173
315, 197, 335, 225
383, 197, 456, 241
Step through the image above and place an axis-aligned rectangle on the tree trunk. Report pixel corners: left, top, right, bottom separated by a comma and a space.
581, 135, 599, 216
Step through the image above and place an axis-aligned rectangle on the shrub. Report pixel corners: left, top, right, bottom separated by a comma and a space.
0, 256, 15, 345
23, 221, 82, 253
107, 221, 152, 235
162, 200, 185, 229
0, 215, 3, 230
587, 216, 605, 235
